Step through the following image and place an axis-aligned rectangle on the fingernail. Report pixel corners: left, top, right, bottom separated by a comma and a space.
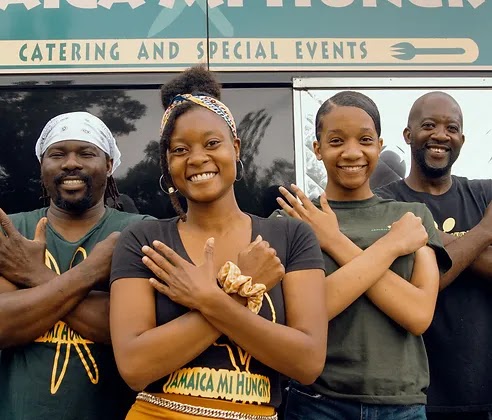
142, 246, 150, 252
142, 256, 149, 263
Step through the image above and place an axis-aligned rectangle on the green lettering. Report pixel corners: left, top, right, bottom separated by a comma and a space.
334, 42, 344, 58
19, 43, 28, 62
186, 372, 195, 390
72, 43, 81, 60
31, 44, 43, 61
206, 375, 214, 392
236, 373, 245, 395
137, 42, 149, 60
217, 374, 230, 394
271, 41, 278, 59
295, 41, 303, 59
153, 42, 164, 59
360, 41, 368, 59
94, 43, 105, 60
255, 42, 267, 59
199, 372, 207, 391
169, 42, 179, 59
177, 372, 188, 388
110, 43, 119, 60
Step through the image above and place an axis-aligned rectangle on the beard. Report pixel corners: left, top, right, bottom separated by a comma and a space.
50, 172, 94, 214
413, 145, 459, 179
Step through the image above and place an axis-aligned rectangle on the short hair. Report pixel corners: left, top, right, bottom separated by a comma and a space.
314, 91, 381, 141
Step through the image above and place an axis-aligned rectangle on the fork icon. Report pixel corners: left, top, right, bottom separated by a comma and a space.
392, 42, 466, 61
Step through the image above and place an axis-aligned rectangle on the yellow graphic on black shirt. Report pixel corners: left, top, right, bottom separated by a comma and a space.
435, 217, 468, 238
34, 247, 99, 395
163, 293, 276, 404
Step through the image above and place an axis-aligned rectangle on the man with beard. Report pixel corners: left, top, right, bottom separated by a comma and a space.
0, 112, 151, 420
376, 91, 492, 420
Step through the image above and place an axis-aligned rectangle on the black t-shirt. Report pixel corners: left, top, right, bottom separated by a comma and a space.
110, 214, 325, 408
376, 176, 492, 412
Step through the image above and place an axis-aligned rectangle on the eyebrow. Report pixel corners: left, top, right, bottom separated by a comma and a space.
325, 127, 375, 134
171, 130, 226, 142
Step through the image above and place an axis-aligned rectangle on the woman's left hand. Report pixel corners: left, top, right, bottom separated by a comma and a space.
277, 184, 340, 250
141, 238, 218, 310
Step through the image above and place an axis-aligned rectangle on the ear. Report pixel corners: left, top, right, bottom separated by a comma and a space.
313, 140, 322, 161
107, 158, 114, 177
233, 137, 241, 161
403, 127, 411, 145
461, 133, 466, 146
378, 137, 384, 154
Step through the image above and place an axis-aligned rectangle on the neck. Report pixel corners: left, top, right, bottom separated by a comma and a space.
184, 191, 246, 234
405, 164, 453, 195
325, 182, 374, 202
47, 199, 106, 241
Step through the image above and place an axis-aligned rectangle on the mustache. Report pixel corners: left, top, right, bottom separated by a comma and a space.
54, 171, 91, 186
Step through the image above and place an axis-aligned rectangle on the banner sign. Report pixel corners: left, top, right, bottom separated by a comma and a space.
0, 0, 489, 73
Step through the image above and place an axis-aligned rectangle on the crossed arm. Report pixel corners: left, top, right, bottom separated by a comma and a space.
277, 185, 439, 336
0, 210, 117, 347
439, 229, 492, 289
110, 240, 327, 391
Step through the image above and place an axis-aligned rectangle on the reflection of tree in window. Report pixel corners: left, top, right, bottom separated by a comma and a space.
0, 86, 146, 214
116, 109, 295, 218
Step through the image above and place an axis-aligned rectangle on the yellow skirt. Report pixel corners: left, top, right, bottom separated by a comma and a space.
125, 393, 276, 420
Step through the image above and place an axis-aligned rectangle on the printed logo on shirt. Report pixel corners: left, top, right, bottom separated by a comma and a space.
163, 293, 277, 403
34, 247, 99, 395
434, 217, 468, 237
163, 367, 271, 404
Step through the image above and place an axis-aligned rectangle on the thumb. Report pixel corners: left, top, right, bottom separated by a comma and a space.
34, 217, 48, 243
203, 237, 215, 273
246, 234, 262, 251
320, 192, 331, 213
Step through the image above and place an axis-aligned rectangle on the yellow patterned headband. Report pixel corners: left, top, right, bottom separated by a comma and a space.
160, 94, 237, 138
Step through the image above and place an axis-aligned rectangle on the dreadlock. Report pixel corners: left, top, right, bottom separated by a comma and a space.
159, 65, 222, 222
105, 176, 122, 210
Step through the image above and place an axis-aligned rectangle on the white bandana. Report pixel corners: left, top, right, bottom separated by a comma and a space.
35, 111, 122, 175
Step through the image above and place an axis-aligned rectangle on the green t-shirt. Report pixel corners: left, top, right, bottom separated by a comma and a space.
273, 195, 450, 405
0, 207, 151, 420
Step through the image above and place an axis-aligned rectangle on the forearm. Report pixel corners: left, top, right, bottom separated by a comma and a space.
0, 266, 95, 348
322, 233, 400, 320
439, 227, 492, 290
199, 290, 324, 384
114, 310, 221, 391
63, 291, 111, 344
366, 247, 439, 335
467, 245, 492, 280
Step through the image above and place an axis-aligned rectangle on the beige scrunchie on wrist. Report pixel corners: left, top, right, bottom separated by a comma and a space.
217, 261, 266, 314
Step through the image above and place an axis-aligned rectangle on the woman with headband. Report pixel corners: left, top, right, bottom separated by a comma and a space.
108, 66, 332, 419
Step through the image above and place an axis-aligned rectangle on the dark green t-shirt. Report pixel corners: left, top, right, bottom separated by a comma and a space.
274, 195, 450, 405
0, 207, 151, 420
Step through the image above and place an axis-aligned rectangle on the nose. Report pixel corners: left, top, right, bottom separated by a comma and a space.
341, 141, 364, 160
430, 126, 449, 142
188, 146, 210, 166
60, 153, 83, 171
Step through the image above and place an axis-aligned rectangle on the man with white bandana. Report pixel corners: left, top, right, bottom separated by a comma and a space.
0, 112, 152, 420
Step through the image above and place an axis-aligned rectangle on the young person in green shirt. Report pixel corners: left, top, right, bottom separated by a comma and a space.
0, 112, 151, 420
277, 91, 451, 420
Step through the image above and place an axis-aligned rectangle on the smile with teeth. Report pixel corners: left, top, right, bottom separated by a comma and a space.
427, 147, 448, 154
339, 165, 366, 172
62, 179, 85, 185
189, 172, 217, 182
